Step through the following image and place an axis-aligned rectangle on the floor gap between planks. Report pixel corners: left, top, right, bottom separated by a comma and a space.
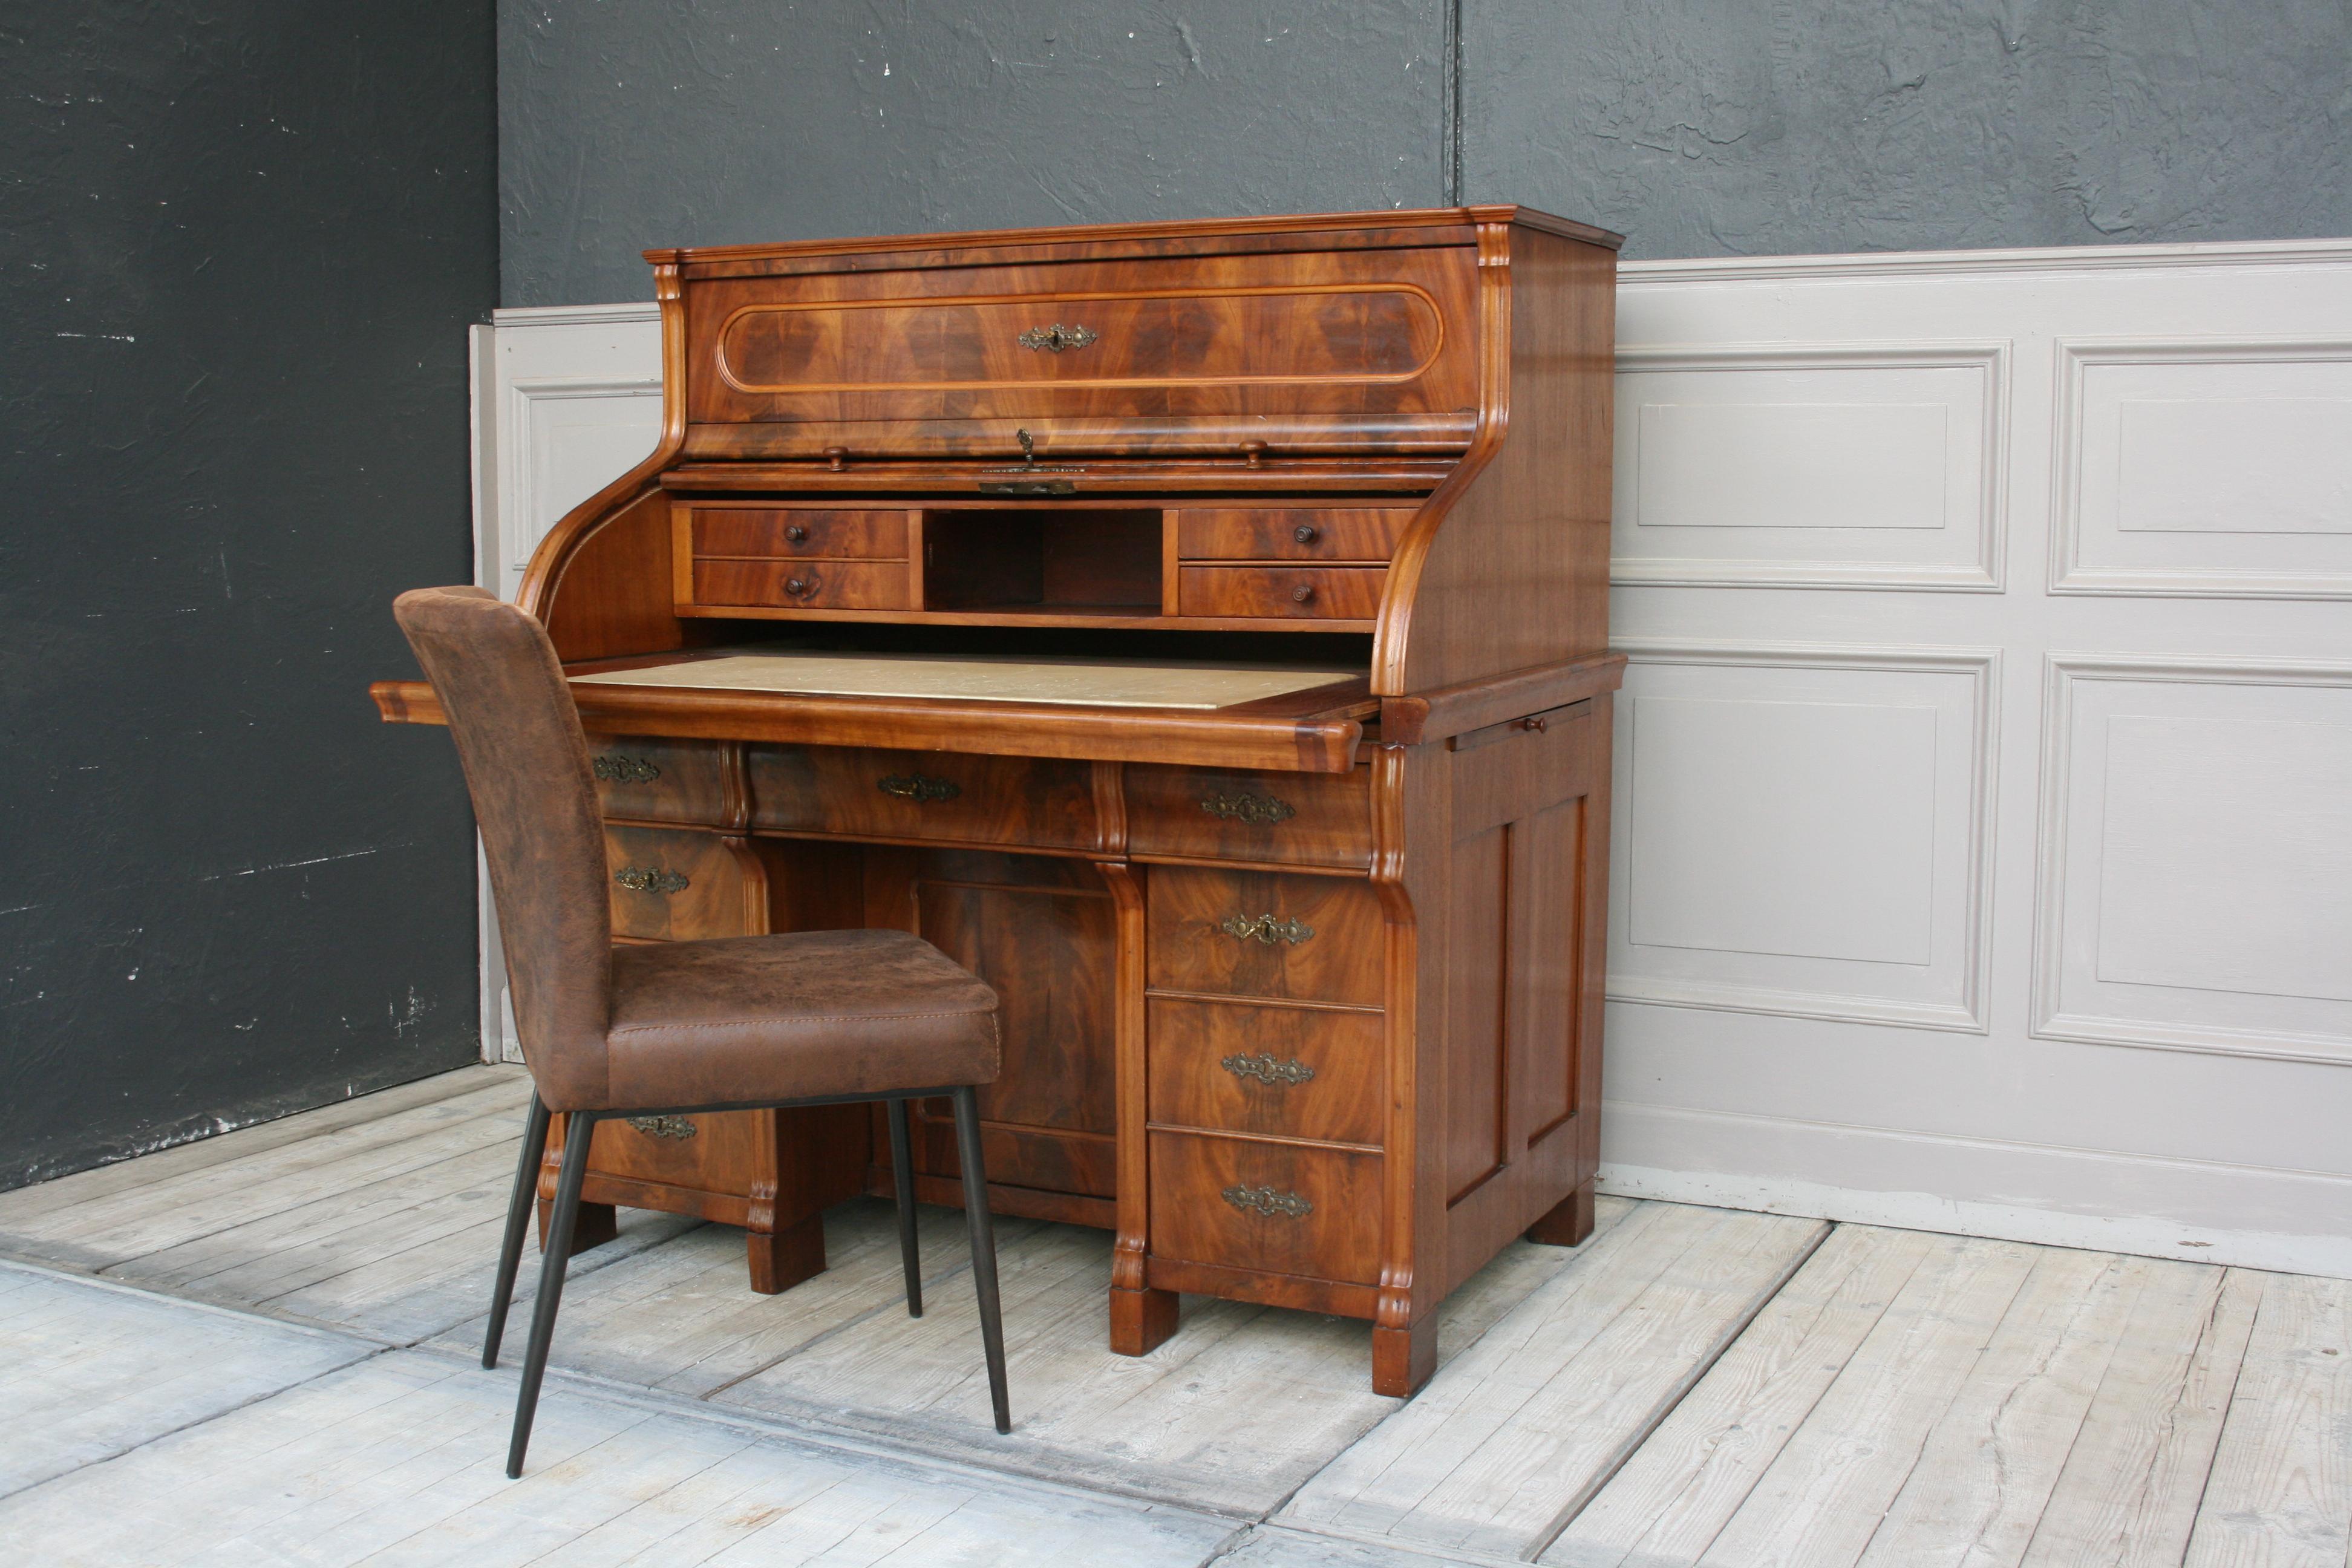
0, 1065, 2345, 1568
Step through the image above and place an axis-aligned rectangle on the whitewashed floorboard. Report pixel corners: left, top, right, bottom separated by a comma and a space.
0, 1350, 1242, 1567
1546, 1223, 1948, 1567
0, 1067, 523, 1228
0, 1260, 373, 1500
1691, 1233, 2042, 1568
702, 1200, 1638, 1517
1215, 1524, 1506, 1567
1281, 1200, 1829, 1560
2186, 1272, 2352, 1568
2022, 1264, 2261, 1568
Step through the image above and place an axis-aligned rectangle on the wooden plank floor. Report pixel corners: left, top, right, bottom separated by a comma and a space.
0, 1064, 2345, 1566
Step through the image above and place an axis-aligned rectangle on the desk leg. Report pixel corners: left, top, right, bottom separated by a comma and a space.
1372, 1315, 1437, 1398
535, 1198, 618, 1256
1526, 1178, 1596, 1247
746, 1213, 828, 1294
1109, 1283, 1179, 1356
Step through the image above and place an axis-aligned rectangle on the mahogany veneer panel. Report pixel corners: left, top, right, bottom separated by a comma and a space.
1145, 867, 1385, 1007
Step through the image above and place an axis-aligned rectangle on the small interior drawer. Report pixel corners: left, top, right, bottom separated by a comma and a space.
1147, 998, 1383, 1146
587, 737, 733, 826
690, 558, 910, 610
1126, 763, 1371, 869
1177, 508, 1414, 563
745, 745, 1100, 852
604, 825, 762, 941
1177, 566, 1385, 621
689, 508, 909, 559
1145, 866, 1384, 1006
1148, 1129, 1383, 1285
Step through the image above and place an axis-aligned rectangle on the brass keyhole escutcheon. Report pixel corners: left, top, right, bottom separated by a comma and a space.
878, 773, 961, 803
1222, 1184, 1313, 1219
613, 865, 688, 895
1198, 790, 1294, 826
1221, 1051, 1315, 1088
592, 755, 661, 785
1219, 912, 1314, 946
1018, 322, 1097, 353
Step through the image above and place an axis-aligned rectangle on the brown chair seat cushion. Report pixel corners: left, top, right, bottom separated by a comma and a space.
605, 930, 999, 1112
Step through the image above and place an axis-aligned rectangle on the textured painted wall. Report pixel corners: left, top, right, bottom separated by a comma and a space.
0, 4, 495, 1184
500, 0, 1448, 304
501, 0, 2349, 301
1465, 0, 2352, 257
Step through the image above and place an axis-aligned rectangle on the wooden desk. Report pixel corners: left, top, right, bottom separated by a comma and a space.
374, 206, 1623, 1396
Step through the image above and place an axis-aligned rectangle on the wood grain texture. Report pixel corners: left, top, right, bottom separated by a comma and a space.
685, 504, 910, 558
748, 743, 1105, 853
1282, 1201, 1829, 1559
1146, 866, 1387, 1007
1125, 762, 1373, 870
1146, 996, 1384, 1146
0, 1349, 1240, 1567
1177, 506, 1416, 563
1180, 565, 1388, 620
2186, 1272, 2352, 1568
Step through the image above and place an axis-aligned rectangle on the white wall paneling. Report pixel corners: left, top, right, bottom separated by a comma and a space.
1609, 641, 1996, 1031
2053, 339, 2352, 598
2035, 655, 2352, 1063
1612, 343, 2008, 590
475, 239, 2352, 1272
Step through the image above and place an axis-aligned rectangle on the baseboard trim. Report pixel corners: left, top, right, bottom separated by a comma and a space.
1599, 1099, 2352, 1278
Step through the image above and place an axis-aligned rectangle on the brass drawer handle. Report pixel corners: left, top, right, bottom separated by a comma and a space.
1199, 790, 1295, 826
783, 573, 820, 599
878, 773, 961, 803
625, 1114, 697, 1140
1220, 913, 1314, 946
614, 865, 689, 895
1019, 322, 1097, 353
1223, 1184, 1313, 1219
593, 755, 662, 785
1221, 1051, 1315, 1088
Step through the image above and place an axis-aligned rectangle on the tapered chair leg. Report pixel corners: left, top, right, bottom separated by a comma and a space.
484, 1094, 552, 1370
886, 1097, 923, 1317
508, 1109, 596, 1478
950, 1085, 1011, 1434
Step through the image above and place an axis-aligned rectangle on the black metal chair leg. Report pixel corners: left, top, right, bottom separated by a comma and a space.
508, 1109, 596, 1478
950, 1085, 1010, 1434
483, 1094, 552, 1370
887, 1097, 923, 1317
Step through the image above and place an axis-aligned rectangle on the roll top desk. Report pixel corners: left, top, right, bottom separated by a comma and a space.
376, 205, 1624, 1396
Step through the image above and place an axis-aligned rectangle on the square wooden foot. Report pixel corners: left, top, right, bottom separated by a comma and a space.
1526, 1179, 1596, 1247
1371, 1315, 1437, 1397
535, 1198, 619, 1256
1108, 1285, 1179, 1356
746, 1213, 828, 1295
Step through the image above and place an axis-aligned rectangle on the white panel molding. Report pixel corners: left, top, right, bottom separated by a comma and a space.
498, 374, 664, 596
1609, 638, 2000, 1033
2051, 336, 2352, 599
2034, 653, 2352, 1065
1600, 1099, 2352, 1277
1612, 341, 2010, 592
1615, 236, 2352, 286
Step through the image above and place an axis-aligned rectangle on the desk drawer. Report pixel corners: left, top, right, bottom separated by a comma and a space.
1178, 566, 1385, 621
588, 738, 733, 826
605, 826, 762, 941
1126, 764, 1371, 869
691, 559, 910, 610
1148, 1129, 1382, 1285
690, 507, 909, 559
1177, 508, 1414, 563
1148, 998, 1382, 1146
1146, 867, 1383, 1006
746, 745, 1100, 852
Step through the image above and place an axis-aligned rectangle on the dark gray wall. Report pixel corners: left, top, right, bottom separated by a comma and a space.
1, 4, 495, 1186
501, 0, 2350, 306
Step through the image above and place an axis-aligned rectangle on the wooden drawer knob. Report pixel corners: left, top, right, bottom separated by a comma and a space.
785, 523, 809, 543
1222, 1184, 1313, 1218
784, 575, 817, 599
1291, 584, 1315, 604
1293, 524, 1318, 544
822, 446, 848, 471
613, 865, 689, 895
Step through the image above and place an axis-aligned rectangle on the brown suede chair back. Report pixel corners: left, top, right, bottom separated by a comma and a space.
394, 586, 611, 1109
